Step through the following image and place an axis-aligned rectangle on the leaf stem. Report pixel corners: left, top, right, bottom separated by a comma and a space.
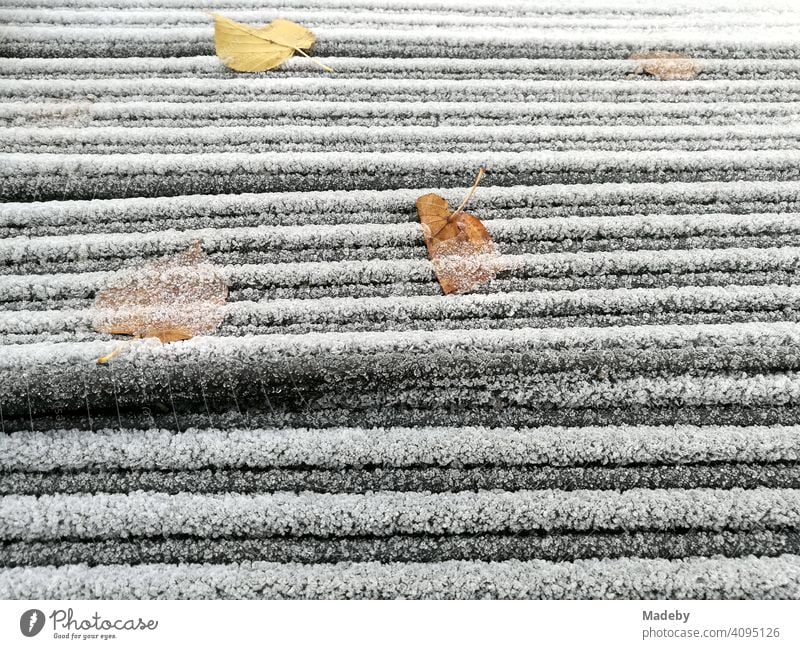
292, 47, 334, 72
96, 339, 134, 364
451, 167, 486, 218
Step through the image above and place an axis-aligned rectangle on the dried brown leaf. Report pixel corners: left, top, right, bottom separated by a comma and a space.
93, 241, 228, 363
416, 168, 509, 295
629, 51, 700, 80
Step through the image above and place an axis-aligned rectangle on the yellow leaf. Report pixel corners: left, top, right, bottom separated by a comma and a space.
211, 13, 332, 73
257, 19, 315, 50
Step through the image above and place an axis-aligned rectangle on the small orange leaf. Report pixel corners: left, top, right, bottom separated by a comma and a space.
93, 241, 228, 362
416, 168, 508, 295
629, 51, 700, 80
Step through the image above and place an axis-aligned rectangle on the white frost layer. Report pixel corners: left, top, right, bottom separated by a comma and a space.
3, 212, 800, 261
7, 0, 798, 12
7, 150, 800, 175
5, 180, 800, 229
7, 78, 800, 101
7, 6, 800, 30
2, 488, 798, 540
7, 123, 800, 144
4, 101, 798, 129
3, 246, 800, 302
3, 321, 800, 367
3, 555, 799, 599
4, 285, 800, 335
2, 425, 798, 471
4, 56, 800, 81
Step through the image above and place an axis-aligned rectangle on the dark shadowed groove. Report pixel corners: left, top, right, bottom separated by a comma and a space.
8, 271, 800, 311
7, 310, 800, 345
2, 529, 799, 568
4, 30, 800, 60
2, 463, 799, 496
9, 234, 800, 276
8, 156, 800, 201
6, 343, 800, 419
6, 404, 800, 435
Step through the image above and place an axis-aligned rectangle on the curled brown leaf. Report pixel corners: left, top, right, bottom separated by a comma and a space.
416, 168, 509, 295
